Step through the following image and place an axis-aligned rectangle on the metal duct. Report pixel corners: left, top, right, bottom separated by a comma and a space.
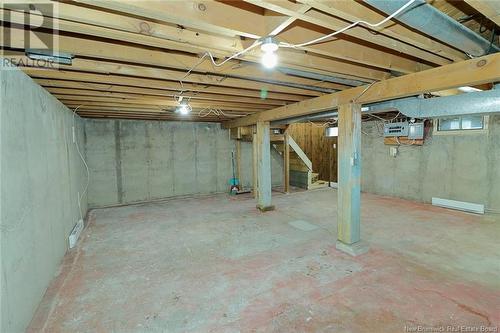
366, 87, 500, 118
271, 85, 500, 124
277, 67, 368, 87
364, 0, 500, 57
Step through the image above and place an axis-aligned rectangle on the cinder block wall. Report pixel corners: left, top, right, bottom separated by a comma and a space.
84, 119, 283, 208
361, 116, 500, 211
1, 67, 88, 332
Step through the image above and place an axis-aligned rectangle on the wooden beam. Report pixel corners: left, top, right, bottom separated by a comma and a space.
236, 128, 242, 184
255, 121, 274, 211
224, 53, 500, 128
53, 94, 269, 110
464, 0, 500, 26
268, 4, 311, 36
336, 103, 367, 256
243, 0, 448, 68
68, 0, 407, 73
2, 8, 387, 82
284, 132, 290, 193
252, 129, 258, 199
6, 53, 333, 96
297, 0, 466, 62
44, 87, 284, 107
22, 69, 306, 102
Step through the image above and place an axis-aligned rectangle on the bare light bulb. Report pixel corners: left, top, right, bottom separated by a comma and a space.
178, 104, 190, 115
262, 51, 277, 69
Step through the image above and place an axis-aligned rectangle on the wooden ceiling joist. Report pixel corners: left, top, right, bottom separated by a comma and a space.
22, 69, 309, 102
1, 0, 498, 121
51, 1, 429, 73
464, 0, 500, 26
43, 87, 287, 106
2, 8, 387, 81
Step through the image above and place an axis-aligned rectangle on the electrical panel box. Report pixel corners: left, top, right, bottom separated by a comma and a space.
383, 121, 409, 137
408, 122, 424, 140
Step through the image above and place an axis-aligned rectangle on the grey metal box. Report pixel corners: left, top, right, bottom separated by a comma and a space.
408, 122, 424, 139
383, 121, 409, 137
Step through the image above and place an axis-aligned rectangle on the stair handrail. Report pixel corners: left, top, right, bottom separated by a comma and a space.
287, 134, 312, 171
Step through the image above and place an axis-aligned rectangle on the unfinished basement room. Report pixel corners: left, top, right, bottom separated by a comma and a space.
1, 0, 500, 332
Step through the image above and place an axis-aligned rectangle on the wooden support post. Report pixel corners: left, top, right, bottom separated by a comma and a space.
284, 132, 290, 193
336, 103, 368, 256
255, 121, 274, 211
236, 127, 242, 182
252, 129, 258, 199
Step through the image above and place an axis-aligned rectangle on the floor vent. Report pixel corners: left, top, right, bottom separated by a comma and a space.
431, 197, 484, 214
69, 219, 84, 249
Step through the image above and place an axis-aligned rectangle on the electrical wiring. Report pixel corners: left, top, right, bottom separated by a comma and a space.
369, 111, 401, 123
395, 136, 416, 146
177, 42, 262, 93
198, 107, 249, 118
279, 0, 418, 48
308, 120, 337, 127
352, 81, 378, 103
175, 0, 416, 95
72, 105, 90, 222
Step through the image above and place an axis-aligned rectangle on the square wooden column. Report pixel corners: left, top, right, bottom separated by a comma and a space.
336, 103, 368, 256
283, 132, 290, 194
255, 121, 274, 211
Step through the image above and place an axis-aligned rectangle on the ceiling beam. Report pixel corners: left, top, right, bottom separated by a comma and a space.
8, 53, 333, 96
55, 94, 269, 111
464, 0, 500, 26
43, 87, 286, 106
62, 0, 422, 74
224, 53, 500, 128
2, 5, 386, 81
242, 0, 450, 67
21, 68, 309, 102
296, 0, 466, 62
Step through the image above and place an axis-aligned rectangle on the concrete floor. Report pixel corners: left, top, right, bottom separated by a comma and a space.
29, 189, 500, 332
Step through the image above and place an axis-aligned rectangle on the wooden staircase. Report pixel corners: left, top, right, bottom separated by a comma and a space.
272, 135, 328, 190
230, 126, 328, 191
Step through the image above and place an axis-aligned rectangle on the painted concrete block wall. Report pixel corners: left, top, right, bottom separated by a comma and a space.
84, 119, 283, 208
361, 116, 500, 211
1, 67, 88, 332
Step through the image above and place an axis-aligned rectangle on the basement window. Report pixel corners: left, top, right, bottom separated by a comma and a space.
435, 115, 488, 134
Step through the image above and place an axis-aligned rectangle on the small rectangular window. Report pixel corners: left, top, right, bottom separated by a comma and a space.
438, 115, 484, 132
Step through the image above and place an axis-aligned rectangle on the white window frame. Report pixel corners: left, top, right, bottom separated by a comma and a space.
433, 115, 489, 136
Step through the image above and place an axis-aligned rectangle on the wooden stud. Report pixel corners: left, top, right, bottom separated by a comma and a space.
255, 121, 274, 211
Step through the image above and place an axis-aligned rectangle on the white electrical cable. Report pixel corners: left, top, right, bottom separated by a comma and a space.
175, 0, 417, 115
280, 0, 418, 48
73, 105, 90, 222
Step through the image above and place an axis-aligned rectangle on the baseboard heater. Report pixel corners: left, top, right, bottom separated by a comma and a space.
69, 219, 84, 249
431, 197, 484, 215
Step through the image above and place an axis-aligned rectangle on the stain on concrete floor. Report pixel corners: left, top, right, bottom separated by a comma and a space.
28, 189, 500, 332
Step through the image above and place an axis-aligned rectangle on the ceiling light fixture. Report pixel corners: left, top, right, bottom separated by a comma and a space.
26, 49, 74, 65
260, 37, 279, 69
176, 97, 191, 115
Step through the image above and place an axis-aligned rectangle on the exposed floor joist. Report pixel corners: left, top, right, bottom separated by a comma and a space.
1, 0, 498, 121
